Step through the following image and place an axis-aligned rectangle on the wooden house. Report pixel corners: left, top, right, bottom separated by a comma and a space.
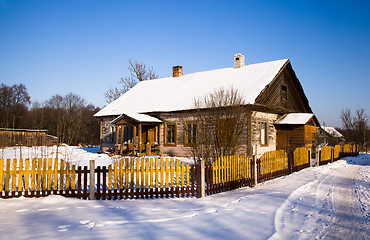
94, 54, 319, 158
0, 128, 58, 147
317, 126, 345, 146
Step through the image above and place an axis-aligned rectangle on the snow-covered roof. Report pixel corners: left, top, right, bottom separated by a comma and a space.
275, 113, 314, 125
111, 112, 162, 124
321, 126, 343, 138
94, 59, 289, 117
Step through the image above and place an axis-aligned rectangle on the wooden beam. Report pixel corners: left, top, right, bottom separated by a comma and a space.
133, 125, 137, 155
115, 125, 120, 154
120, 124, 124, 155
138, 124, 142, 154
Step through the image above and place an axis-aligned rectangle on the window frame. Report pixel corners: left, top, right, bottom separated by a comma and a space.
184, 122, 197, 146
164, 122, 177, 146
260, 120, 269, 146
281, 84, 288, 103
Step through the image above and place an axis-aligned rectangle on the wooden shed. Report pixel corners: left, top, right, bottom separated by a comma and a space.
0, 128, 58, 147
275, 113, 319, 151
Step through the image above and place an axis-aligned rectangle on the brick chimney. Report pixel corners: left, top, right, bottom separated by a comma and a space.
173, 66, 183, 77
234, 53, 245, 69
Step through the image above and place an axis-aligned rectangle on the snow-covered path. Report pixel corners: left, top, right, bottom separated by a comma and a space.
0, 155, 368, 240
271, 155, 369, 239
322, 164, 364, 239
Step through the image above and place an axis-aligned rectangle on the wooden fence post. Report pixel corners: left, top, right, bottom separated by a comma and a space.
316, 149, 320, 167
90, 160, 95, 200
253, 155, 257, 186
287, 149, 293, 174
331, 147, 334, 163
198, 159, 205, 198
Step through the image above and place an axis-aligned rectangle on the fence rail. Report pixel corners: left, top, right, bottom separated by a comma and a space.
0, 144, 359, 200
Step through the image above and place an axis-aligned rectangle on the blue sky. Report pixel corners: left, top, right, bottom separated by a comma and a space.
1, 0, 369, 127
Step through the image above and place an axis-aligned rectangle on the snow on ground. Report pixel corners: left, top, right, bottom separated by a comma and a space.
0, 153, 368, 239
0, 146, 195, 167
0, 146, 115, 167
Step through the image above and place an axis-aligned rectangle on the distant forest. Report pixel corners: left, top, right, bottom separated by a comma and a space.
0, 83, 100, 146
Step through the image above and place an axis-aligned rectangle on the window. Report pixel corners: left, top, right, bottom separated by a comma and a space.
123, 125, 133, 143
165, 122, 177, 145
185, 123, 197, 146
110, 124, 116, 143
281, 85, 287, 102
261, 121, 268, 146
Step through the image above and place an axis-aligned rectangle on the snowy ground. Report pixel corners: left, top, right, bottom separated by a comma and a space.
0, 153, 368, 239
0, 145, 115, 167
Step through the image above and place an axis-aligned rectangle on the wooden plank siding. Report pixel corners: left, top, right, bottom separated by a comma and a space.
276, 124, 317, 152
0, 129, 58, 147
255, 63, 312, 114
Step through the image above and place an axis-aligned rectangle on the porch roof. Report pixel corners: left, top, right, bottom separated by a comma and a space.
275, 113, 315, 125
111, 112, 162, 124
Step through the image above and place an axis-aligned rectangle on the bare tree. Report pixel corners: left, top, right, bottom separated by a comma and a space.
105, 59, 158, 103
0, 83, 31, 128
184, 87, 248, 164
340, 108, 368, 148
31, 93, 100, 146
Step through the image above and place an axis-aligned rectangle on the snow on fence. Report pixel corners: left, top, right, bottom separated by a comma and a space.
0, 144, 359, 200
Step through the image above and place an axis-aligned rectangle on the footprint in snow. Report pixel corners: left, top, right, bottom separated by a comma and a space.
204, 208, 217, 214
16, 209, 29, 213
58, 225, 70, 232
80, 220, 96, 229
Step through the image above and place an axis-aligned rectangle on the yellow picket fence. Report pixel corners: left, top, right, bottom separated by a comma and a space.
212, 155, 251, 184
260, 150, 288, 175
343, 144, 351, 155
0, 158, 85, 198
334, 145, 341, 160
293, 147, 309, 167
0, 157, 197, 199
321, 146, 332, 162
352, 144, 358, 155
98, 157, 195, 199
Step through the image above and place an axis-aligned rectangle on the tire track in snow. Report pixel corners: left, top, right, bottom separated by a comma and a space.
269, 167, 336, 239
320, 164, 368, 239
